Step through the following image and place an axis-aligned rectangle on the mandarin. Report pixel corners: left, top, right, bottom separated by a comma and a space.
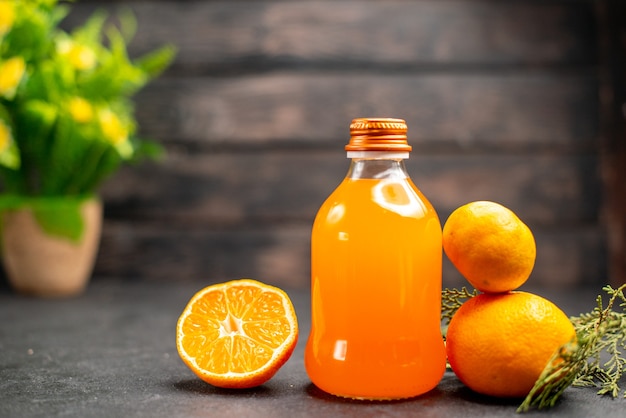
445, 291, 576, 398
443, 201, 536, 293
176, 279, 299, 389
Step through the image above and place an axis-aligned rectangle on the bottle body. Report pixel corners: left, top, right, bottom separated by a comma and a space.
305, 158, 446, 400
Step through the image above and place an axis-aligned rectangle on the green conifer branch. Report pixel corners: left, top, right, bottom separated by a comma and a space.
517, 284, 626, 412
441, 287, 479, 326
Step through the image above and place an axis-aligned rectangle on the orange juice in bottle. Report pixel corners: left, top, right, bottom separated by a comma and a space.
305, 118, 446, 400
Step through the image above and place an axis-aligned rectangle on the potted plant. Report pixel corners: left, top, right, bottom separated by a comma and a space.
0, 0, 175, 296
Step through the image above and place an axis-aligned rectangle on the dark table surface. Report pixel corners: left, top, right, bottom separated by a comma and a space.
1, 279, 624, 418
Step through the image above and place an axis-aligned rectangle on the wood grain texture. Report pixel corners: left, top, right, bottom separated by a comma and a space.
133, 73, 598, 151
46, 0, 607, 289
62, 0, 596, 70
597, 0, 626, 285
100, 151, 601, 226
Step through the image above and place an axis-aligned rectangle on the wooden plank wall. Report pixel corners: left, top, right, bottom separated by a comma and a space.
60, 0, 608, 290
597, 0, 626, 287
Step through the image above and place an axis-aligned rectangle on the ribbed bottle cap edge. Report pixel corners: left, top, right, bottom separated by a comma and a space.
345, 118, 412, 152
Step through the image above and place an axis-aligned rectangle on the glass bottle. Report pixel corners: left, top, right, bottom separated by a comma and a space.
305, 118, 446, 400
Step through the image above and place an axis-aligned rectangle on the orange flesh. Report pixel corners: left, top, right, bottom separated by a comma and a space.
177, 281, 297, 388
305, 178, 446, 399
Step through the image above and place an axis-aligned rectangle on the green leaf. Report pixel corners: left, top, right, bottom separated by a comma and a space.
0, 140, 21, 170
132, 139, 164, 162
0, 194, 94, 242
22, 60, 65, 102
77, 145, 122, 193
14, 99, 58, 158
71, 9, 107, 45
4, 4, 54, 61
40, 112, 88, 194
135, 45, 177, 78
50, 4, 71, 27
0, 111, 21, 170
117, 7, 138, 42
109, 27, 147, 93
34, 198, 85, 242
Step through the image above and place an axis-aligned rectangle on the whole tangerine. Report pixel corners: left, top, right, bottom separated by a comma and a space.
443, 200, 536, 293
445, 291, 576, 398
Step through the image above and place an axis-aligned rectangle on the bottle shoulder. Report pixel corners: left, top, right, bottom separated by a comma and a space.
316, 177, 439, 222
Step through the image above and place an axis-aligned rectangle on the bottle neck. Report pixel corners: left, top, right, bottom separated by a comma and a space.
346, 155, 410, 180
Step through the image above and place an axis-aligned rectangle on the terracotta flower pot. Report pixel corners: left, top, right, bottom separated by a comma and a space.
1, 197, 102, 297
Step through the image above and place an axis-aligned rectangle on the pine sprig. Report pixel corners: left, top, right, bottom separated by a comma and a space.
571, 287, 626, 397
517, 284, 626, 413
441, 286, 479, 326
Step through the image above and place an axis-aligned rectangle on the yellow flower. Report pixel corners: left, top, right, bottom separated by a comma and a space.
0, 118, 11, 153
99, 108, 133, 158
0, 0, 15, 37
68, 97, 93, 123
99, 108, 128, 145
58, 40, 97, 71
0, 56, 26, 99
0, 118, 19, 169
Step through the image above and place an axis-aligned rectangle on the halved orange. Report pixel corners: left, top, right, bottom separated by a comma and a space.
176, 279, 299, 389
